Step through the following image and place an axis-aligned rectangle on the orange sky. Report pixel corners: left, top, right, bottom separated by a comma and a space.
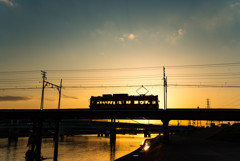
0, 65, 240, 109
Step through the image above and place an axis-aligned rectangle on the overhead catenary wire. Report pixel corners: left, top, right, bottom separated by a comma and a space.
1, 83, 240, 91
1, 71, 240, 82
165, 62, 240, 68
1, 62, 240, 91
1, 62, 240, 74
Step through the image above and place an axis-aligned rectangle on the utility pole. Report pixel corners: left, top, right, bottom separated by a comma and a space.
206, 98, 210, 127
40, 71, 63, 110
197, 106, 200, 127
206, 98, 210, 109
57, 79, 62, 109
163, 66, 167, 110
40, 71, 47, 110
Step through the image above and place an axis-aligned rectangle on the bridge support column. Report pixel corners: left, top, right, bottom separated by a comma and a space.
98, 130, 104, 137
105, 131, 110, 137
110, 131, 116, 161
110, 118, 116, 138
162, 119, 170, 143
36, 119, 43, 161
54, 118, 60, 161
32, 121, 36, 151
8, 120, 19, 143
144, 129, 151, 137
110, 118, 116, 161
60, 127, 64, 141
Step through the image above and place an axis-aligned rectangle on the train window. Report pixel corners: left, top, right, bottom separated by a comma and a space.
152, 101, 156, 104
145, 100, 150, 104
97, 101, 99, 104
108, 101, 111, 104
126, 100, 131, 104
140, 100, 144, 104
118, 101, 122, 104
134, 100, 139, 104
91, 101, 95, 104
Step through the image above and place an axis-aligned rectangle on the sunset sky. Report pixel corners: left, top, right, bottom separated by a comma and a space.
0, 0, 240, 110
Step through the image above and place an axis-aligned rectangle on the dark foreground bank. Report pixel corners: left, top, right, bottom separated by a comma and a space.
116, 125, 240, 161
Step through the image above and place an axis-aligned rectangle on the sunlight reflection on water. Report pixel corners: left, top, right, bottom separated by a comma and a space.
0, 134, 157, 161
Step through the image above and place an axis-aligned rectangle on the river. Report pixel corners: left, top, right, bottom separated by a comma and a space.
0, 134, 157, 161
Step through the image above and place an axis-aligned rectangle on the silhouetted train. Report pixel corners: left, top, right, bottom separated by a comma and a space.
90, 94, 159, 109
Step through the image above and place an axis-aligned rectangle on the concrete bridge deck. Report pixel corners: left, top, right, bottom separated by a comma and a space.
0, 109, 240, 121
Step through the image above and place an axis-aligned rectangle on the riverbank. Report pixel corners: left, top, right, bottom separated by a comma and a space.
116, 125, 240, 161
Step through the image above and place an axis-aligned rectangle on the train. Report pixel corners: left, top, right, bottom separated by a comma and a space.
90, 94, 159, 109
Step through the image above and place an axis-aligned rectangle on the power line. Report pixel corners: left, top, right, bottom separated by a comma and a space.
166, 62, 240, 68
168, 84, 240, 88
168, 72, 240, 77
64, 84, 163, 89
0, 70, 39, 74
1, 62, 240, 74
0, 87, 41, 90
2, 83, 240, 91
2, 71, 240, 82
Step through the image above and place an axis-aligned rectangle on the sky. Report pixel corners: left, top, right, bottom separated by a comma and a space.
0, 0, 240, 110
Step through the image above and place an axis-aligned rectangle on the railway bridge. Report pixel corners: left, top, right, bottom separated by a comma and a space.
1, 108, 240, 161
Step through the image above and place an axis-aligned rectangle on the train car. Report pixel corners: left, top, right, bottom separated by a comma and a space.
90, 94, 159, 109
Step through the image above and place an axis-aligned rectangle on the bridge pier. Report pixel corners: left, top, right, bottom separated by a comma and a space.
35, 119, 43, 161
8, 120, 19, 143
27, 119, 60, 161
105, 131, 110, 137
144, 129, 151, 137
109, 118, 116, 161
98, 129, 105, 137
161, 119, 170, 143
25, 119, 43, 161
110, 126, 116, 139
60, 127, 64, 141
110, 118, 116, 138
110, 131, 116, 161
54, 118, 60, 161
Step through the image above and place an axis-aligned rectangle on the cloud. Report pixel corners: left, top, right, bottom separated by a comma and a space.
119, 37, 125, 42
230, 2, 240, 8
178, 29, 183, 36
0, 0, 16, 7
119, 33, 136, 42
62, 94, 78, 99
167, 28, 184, 44
0, 96, 30, 101
128, 34, 135, 40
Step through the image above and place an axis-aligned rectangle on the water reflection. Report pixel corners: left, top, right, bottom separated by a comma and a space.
6, 138, 18, 161
110, 134, 116, 161
0, 134, 156, 161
